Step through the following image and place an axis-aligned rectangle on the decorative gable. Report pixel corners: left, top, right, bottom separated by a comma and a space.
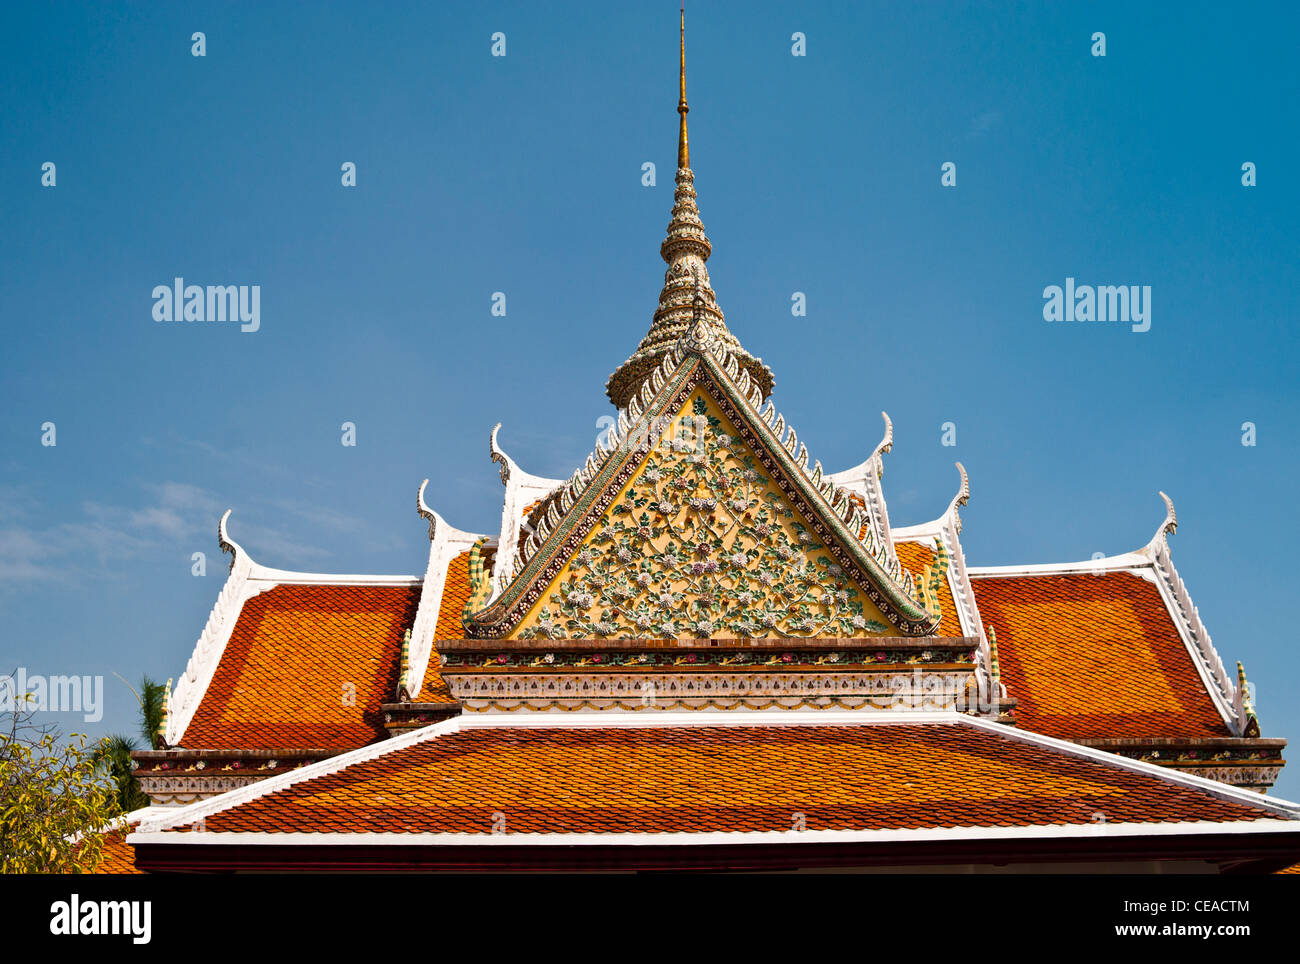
517, 391, 898, 639
466, 345, 939, 639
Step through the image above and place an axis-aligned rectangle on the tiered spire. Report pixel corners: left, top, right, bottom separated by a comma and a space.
677, 3, 690, 169
605, 5, 774, 409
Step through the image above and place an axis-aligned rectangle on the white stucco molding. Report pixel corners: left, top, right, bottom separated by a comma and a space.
488, 423, 564, 597
405, 480, 486, 700
892, 463, 986, 664
826, 411, 898, 572
165, 510, 256, 747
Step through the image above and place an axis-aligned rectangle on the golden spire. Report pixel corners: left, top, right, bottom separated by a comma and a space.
604, 5, 774, 409
678, 3, 689, 169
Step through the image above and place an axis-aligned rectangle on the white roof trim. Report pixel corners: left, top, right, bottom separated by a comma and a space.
891, 522, 943, 541
166, 511, 257, 747
128, 818, 1300, 850
138, 709, 1299, 837
406, 482, 486, 699
243, 569, 419, 586
1145, 540, 1240, 732
941, 510, 984, 644
890, 464, 981, 647
489, 423, 564, 597
825, 411, 897, 572
968, 552, 1154, 578
67, 804, 172, 847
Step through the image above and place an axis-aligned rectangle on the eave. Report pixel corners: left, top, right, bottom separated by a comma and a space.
129, 822, 1300, 874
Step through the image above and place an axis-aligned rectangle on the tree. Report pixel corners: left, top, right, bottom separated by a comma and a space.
92, 734, 149, 813
93, 674, 167, 812
1, 724, 123, 873
137, 676, 167, 749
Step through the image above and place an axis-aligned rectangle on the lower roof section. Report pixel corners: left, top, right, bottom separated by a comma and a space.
178, 583, 420, 751
134, 711, 1299, 873
971, 570, 1233, 740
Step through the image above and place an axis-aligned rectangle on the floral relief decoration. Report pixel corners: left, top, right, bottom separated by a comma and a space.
520, 395, 894, 640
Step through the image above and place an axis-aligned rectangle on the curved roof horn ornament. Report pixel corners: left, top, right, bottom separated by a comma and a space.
488, 422, 512, 486
416, 479, 439, 542
217, 509, 245, 573
946, 461, 971, 532
1157, 490, 1178, 537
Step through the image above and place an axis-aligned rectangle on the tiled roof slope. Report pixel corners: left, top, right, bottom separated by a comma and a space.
180, 584, 420, 750
90, 830, 143, 874
417, 548, 473, 703
971, 572, 1231, 740
201, 721, 1268, 834
895, 541, 962, 637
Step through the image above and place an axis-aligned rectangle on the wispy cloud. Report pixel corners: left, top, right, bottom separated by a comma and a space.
0, 481, 337, 587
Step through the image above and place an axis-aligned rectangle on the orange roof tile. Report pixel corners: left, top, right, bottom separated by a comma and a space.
895, 541, 963, 637
203, 722, 1266, 834
971, 572, 1231, 740
180, 584, 419, 750
88, 830, 143, 874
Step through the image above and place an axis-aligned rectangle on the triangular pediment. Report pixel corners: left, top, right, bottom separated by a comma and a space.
466, 347, 938, 639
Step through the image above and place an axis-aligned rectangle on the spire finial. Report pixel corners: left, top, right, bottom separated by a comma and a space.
678, 3, 689, 169
603, 5, 774, 409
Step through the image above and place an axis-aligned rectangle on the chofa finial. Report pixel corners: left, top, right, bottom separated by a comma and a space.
217, 509, 244, 573
1157, 490, 1177, 537
489, 422, 511, 486
875, 412, 894, 457
416, 479, 439, 542
947, 462, 971, 533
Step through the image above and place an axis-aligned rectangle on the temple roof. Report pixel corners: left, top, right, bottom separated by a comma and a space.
133, 712, 1300, 846
895, 541, 962, 637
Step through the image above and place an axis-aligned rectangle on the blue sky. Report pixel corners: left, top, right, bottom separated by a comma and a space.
2, 2, 1298, 795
